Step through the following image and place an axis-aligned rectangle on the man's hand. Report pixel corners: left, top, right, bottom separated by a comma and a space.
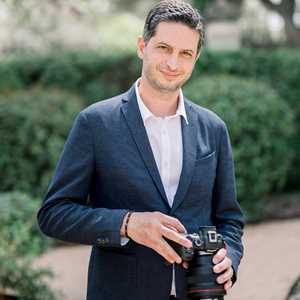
213, 247, 233, 292
121, 211, 192, 264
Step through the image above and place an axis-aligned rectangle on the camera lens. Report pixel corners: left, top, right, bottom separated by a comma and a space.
186, 253, 226, 299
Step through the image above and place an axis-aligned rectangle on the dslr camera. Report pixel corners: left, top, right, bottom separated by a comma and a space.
170, 226, 226, 300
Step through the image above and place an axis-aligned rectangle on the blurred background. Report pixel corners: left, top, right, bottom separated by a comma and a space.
0, 0, 299, 299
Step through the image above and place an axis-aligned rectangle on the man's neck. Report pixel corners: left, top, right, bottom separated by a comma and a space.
138, 77, 180, 118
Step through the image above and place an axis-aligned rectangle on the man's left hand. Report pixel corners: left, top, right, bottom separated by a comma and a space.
212, 247, 233, 292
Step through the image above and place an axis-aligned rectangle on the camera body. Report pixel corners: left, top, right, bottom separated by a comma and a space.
170, 226, 226, 300
174, 226, 224, 261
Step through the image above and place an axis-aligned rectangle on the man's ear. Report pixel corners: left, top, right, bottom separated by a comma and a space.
137, 36, 146, 59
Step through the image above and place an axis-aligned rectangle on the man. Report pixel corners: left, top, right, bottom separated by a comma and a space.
37, 1, 244, 300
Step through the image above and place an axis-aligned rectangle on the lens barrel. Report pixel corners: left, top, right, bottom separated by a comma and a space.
186, 252, 226, 299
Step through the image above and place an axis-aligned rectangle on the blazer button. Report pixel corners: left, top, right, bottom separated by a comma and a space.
97, 237, 110, 246
97, 238, 105, 246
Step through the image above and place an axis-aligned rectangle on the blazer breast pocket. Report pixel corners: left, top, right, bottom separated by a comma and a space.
192, 151, 217, 192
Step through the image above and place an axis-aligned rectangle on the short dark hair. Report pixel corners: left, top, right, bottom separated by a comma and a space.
143, 0, 205, 53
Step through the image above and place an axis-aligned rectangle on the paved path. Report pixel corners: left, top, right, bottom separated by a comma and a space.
35, 218, 300, 300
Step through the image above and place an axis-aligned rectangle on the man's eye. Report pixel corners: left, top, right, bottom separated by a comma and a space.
158, 45, 168, 50
182, 52, 192, 58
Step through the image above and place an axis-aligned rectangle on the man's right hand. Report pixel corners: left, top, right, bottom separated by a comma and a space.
121, 211, 192, 264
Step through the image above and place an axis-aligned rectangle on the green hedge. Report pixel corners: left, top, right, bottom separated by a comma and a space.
195, 49, 300, 190
184, 75, 295, 220
0, 50, 140, 105
0, 192, 56, 299
0, 88, 84, 196
194, 49, 300, 111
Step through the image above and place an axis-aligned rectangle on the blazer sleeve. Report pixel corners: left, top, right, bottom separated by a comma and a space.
212, 121, 245, 282
37, 111, 128, 248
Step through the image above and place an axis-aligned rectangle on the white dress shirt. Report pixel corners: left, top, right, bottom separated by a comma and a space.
135, 78, 188, 296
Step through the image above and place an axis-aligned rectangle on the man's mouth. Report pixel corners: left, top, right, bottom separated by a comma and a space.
160, 70, 181, 80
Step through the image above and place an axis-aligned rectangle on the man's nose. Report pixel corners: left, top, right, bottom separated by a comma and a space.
166, 54, 179, 71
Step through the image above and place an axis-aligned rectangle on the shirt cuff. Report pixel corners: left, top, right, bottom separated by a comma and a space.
120, 237, 130, 246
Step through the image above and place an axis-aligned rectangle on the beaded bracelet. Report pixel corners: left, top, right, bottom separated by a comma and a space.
125, 211, 134, 238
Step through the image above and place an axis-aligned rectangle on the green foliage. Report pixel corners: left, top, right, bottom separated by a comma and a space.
184, 75, 295, 220
192, 0, 210, 11
195, 49, 300, 111
0, 88, 84, 196
38, 50, 140, 105
97, 13, 143, 53
0, 192, 51, 257
193, 49, 300, 189
0, 192, 56, 299
0, 259, 55, 300
0, 50, 140, 106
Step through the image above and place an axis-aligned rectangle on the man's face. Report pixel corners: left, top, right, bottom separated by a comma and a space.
137, 21, 200, 93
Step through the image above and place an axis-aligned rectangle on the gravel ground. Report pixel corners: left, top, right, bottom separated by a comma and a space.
35, 218, 300, 300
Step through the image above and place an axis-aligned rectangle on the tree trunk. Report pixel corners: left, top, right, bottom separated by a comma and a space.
284, 17, 300, 47
260, 0, 300, 47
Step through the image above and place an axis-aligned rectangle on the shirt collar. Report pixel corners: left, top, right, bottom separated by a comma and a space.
135, 78, 188, 125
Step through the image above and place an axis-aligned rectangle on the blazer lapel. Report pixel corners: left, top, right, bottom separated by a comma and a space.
170, 100, 198, 213
121, 86, 170, 208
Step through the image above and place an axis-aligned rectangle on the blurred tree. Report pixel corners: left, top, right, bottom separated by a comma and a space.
193, 0, 210, 11
0, 0, 147, 53
260, 0, 300, 46
112, 0, 146, 11
110, 0, 157, 18
193, 0, 243, 21
193, 0, 300, 46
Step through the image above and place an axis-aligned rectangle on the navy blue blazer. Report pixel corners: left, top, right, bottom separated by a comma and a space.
37, 84, 244, 300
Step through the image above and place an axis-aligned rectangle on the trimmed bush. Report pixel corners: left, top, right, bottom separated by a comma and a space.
184, 75, 295, 220
0, 88, 84, 196
194, 49, 300, 189
0, 50, 140, 105
0, 191, 56, 299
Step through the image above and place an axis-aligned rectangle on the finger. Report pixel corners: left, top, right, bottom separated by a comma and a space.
213, 247, 227, 264
216, 267, 234, 284
224, 280, 232, 292
182, 261, 189, 269
154, 212, 187, 233
213, 257, 232, 274
161, 226, 192, 248
153, 237, 182, 264
164, 224, 179, 233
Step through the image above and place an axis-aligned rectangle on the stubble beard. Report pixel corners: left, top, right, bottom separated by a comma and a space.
144, 67, 190, 94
